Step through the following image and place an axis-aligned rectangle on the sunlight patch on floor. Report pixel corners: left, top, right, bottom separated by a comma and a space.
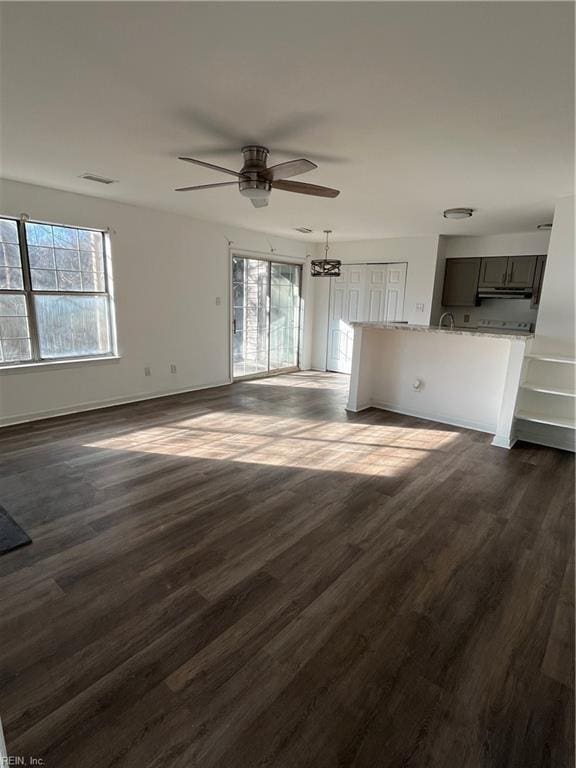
83, 410, 461, 477
242, 373, 348, 390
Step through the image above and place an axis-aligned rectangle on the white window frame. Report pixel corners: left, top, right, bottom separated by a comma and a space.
0, 215, 118, 369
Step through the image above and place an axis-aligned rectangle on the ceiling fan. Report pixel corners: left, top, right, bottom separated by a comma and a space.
175, 145, 340, 208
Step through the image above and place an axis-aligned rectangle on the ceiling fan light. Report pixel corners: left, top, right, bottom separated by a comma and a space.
239, 178, 271, 201
240, 187, 270, 200
443, 207, 474, 219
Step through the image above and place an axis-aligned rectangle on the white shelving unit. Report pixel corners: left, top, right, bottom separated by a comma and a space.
525, 353, 576, 364
514, 351, 575, 451
516, 411, 574, 429
520, 384, 576, 397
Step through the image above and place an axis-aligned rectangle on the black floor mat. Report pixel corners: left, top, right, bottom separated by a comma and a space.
0, 506, 31, 555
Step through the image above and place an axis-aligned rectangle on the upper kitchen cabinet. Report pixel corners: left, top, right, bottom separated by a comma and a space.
506, 255, 537, 288
531, 255, 547, 308
478, 255, 537, 290
478, 256, 509, 288
442, 258, 481, 306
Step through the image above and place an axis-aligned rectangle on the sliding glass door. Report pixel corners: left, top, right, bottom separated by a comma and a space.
232, 255, 301, 379
232, 257, 269, 377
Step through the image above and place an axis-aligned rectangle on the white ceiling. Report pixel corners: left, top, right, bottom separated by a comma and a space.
0, 2, 573, 241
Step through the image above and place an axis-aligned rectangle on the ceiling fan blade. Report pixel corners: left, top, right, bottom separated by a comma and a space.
251, 197, 269, 208
175, 182, 237, 192
261, 159, 317, 181
271, 180, 340, 198
178, 157, 246, 178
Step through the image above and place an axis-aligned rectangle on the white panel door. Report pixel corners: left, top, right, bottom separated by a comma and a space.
364, 266, 388, 321
363, 264, 407, 323
326, 265, 364, 373
327, 262, 407, 374
383, 263, 407, 322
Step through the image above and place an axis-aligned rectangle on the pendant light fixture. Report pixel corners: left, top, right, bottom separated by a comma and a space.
311, 229, 341, 277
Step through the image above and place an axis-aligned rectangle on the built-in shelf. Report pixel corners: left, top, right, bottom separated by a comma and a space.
515, 411, 575, 429
520, 384, 576, 398
525, 353, 576, 364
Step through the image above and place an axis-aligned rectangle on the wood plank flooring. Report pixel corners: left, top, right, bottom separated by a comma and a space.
0, 371, 573, 767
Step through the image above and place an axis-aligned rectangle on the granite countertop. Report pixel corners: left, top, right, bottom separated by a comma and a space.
349, 322, 534, 341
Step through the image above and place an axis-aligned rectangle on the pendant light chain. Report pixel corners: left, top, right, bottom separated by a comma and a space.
324, 229, 331, 261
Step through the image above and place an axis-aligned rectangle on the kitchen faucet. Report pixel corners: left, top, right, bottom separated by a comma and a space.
438, 312, 455, 330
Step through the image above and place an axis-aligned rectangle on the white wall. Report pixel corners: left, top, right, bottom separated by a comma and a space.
431, 231, 550, 327
534, 195, 575, 354
350, 326, 524, 436
310, 236, 440, 370
0, 179, 311, 425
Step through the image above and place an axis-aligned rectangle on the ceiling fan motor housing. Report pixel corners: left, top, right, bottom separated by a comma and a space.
239, 146, 272, 200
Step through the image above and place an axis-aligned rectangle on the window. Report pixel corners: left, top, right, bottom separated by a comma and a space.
0, 216, 116, 366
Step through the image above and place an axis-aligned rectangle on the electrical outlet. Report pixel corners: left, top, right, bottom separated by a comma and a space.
144, 366, 151, 377
170, 364, 177, 374
416, 303, 425, 312
215, 296, 221, 306
464, 314, 470, 323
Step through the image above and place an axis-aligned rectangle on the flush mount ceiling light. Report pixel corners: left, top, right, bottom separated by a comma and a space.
443, 207, 474, 219
311, 230, 341, 277
537, 223, 553, 230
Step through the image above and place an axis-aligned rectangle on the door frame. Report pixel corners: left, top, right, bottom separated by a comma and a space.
325, 261, 408, 372
229, 248, 304, 382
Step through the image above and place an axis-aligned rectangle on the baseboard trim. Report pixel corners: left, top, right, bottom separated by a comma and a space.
0, 378, 233, 428
515, 421, 576, 453
491, 435, 517, 449
365, 399, 497, 436
345, 401, 371, 413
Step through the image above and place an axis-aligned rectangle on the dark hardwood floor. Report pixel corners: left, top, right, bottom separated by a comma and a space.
0, 371, 573, 767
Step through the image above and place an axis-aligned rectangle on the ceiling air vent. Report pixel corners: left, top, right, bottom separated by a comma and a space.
80, 173, 116, 185
294, 227, 313, 234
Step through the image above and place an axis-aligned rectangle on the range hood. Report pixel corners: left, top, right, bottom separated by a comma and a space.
477, 286, 533, 299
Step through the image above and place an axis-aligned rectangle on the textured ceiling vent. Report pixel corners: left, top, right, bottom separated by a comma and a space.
294, 227, 313, 233
80, 173, 116, 185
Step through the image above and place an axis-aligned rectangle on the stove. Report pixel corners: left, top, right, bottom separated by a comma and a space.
476, 319, 533, 334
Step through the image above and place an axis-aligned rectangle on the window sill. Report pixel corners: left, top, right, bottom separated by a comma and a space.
0, 355, 121, 374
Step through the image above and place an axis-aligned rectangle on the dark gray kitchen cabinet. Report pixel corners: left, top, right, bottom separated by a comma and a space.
507, 255, 537, 288
531, 255, 547, 308
479, 255, 538, 290
478, 256, 509, 288
442, 258, 481, 306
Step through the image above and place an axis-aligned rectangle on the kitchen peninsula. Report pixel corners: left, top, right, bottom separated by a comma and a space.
347, 322, 533, 448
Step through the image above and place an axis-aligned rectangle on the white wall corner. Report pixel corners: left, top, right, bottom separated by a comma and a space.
533, 194, 575, 355
493, 339, 527, 448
